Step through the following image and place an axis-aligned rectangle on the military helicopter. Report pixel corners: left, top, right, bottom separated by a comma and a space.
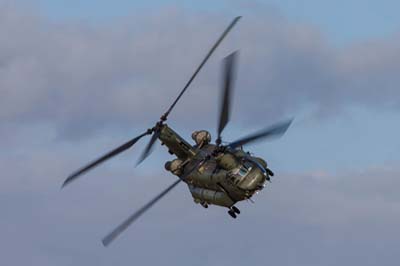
62, 16, 293, 247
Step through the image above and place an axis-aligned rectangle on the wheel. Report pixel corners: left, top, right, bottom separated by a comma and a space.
231, 206, 240, 214
228, 209, 237, 219
267, 168, 274, 176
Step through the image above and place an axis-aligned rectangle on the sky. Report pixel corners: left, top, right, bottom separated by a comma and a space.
1, 1, 400, 265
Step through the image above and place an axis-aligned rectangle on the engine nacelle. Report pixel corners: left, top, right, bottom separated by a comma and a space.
191, 130, 211, 146
165, 159, 184, 176
189, 185, 234, 207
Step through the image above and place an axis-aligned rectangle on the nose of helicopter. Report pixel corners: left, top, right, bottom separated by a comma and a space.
238, 168, 267, 191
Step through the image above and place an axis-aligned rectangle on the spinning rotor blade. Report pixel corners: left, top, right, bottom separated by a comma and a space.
102, 179, 181, 247
228, 119, 293, 149
217, 51, 238, 144
62, 131, 151, 188
161, 16, 241, 121
103, 152, 210, 246
136, 130, 161, 166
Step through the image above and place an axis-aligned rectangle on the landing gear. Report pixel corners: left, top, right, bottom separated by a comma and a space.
201, 202, 208, 208
231, 206, 240, 214
228, 209, 237, 218
228, 206, 240, 218
267, 168, 274, 176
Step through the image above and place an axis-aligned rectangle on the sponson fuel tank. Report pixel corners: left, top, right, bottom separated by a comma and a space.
189, 185, 234, 208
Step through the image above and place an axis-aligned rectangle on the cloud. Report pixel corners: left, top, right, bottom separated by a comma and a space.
1, 144, 399, 266
1, 3, 400, 140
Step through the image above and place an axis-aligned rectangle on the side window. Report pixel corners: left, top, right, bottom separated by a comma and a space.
238, 167, 248, 177
231, 166, 249, 185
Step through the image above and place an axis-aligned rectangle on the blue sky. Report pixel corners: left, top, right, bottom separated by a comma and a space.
1, 1, 400, 265
35, 0, 400, 45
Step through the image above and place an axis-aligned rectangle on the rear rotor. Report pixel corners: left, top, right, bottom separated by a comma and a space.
62, 16, 243, 247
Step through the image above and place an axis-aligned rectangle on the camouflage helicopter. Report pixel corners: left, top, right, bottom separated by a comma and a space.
62, 16, 293, 247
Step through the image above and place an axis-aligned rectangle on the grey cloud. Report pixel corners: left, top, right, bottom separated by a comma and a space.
1, 144, 399, 266
1, 4, 400, 140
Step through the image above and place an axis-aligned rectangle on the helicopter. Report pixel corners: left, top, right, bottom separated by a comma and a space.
62, 16, 293, 247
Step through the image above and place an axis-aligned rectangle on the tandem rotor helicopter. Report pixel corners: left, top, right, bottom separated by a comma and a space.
62, 16, 293, 246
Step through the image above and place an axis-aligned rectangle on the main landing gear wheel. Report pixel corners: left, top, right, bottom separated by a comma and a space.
228, 206, 240, 218
228, 209, 237, 218
201, 202, 209, 208
231, 206, 240, 214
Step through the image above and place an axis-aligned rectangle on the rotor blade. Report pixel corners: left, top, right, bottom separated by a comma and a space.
217, 51, 238, 143
102, 179, 181, 247
228, 118, 293, 149
161, 16, 241, 121
136, 129, 161, 166
62, 131, 150, 188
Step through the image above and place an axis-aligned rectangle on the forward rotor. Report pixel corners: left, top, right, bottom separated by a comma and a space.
213, 50, 293, 152
212, 43, 293, 176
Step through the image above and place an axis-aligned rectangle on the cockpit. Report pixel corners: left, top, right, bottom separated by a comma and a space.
229, 159, 266, 192
231, 160, 253, 184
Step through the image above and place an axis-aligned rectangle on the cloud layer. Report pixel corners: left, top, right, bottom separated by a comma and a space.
1, 153, 399, 266
1, 4, 400, 140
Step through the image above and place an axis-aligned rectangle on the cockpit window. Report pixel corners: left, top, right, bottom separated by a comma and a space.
238, 167, 248, 177
243, 161, 253, 170
231, 162, 253, 185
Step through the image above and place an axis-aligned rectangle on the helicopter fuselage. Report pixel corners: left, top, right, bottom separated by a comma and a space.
159, 124, 269, 208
